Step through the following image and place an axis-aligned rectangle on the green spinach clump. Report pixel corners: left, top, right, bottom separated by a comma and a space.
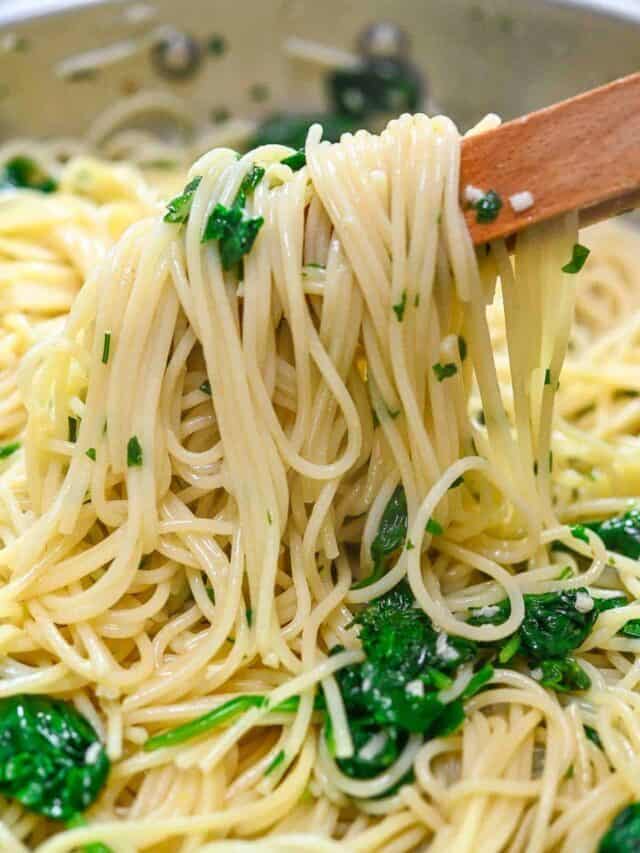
0, 694, 109, 821
599, 802, 640, 852
251, 57, 422, 151
468, 590, 596, 692
333, 583, 492, 784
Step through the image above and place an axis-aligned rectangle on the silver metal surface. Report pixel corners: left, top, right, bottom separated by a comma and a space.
0, 0, 639, 140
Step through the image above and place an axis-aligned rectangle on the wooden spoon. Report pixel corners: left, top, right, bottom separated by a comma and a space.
460, 71, 640, 246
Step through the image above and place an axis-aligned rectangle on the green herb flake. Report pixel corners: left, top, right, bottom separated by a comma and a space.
246, 608, 253, 626
432, 362, 458, 382
584, 725, 602, 750
101, 331, 111, 365
1, 156, 57, 193
86, 448, 96, 461
449, 475, 464, 489
235, 165, 265, 206
544, 368, 551, 386
0, 442, 20, 460
281, 150, 306, 171
68, 416, 78, 444
458, 336, 468, 362
426, 518, 443, 536
570, 524, 589, 544
473, 190, 502, 223
406, 539, 415, 551
206, 34, 227, 56
498, 633, 520, 663
202, 203, 264, 271
200, 380, 212, 396
127, 436, 143, 468
164, 176, 202, 224
392, 290, 407, 322
562, 243, 590, 274
264, 749, 285, 776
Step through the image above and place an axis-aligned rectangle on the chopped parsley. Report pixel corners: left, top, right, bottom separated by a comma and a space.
544, 368, 551, 386
206, 34, 226, 56
0, 442, 20, 460
280, 150, 306, 171
392, 290, 407, 322
126, 436, 143, 468
101, 331, 111, 365
458, 336, 468, 362
202, 203, 264, 271
570, 524, 589, 544
1, 156, 57, 193
426, 518, 443, 536
68, 416, 78, 443
86, 448, 96, 461
473, 190, 502, 223
432, 362, 458, 382
562, 243, 590, 274
164, 176, 202, 224
235, 165, 265, 206
449, 476, 464, 489
199, 380, 212, 395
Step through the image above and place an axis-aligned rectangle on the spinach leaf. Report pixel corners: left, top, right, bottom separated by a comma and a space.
332, 582, 489, 787
518, 590, 598, 660
0, 695, 109, 821
537, 657, 591, 692
599, 802, 640, 852
591, 592, 640, 640
251, 113, 358, 150
1, 157, 57, 193
328, 58, 422, 118
470, 589, 598, 661
585, 508, 640, 560
352, 485, 408, 589
144, 693, 325, 752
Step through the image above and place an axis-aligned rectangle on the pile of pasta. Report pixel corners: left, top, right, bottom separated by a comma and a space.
0, 113, 640, 853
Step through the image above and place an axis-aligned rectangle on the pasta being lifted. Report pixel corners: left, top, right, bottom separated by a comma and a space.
1, 113, 640, 852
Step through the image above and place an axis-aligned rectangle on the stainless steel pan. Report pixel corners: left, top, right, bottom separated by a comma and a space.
1, 0, 639, 141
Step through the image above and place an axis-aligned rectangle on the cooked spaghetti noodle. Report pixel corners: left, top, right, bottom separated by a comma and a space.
0, 111, 640, 853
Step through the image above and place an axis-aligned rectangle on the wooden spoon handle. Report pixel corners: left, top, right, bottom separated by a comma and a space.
460, 72, 640, 245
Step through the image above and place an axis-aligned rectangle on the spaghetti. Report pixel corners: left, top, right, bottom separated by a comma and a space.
0, 111, 639, 852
